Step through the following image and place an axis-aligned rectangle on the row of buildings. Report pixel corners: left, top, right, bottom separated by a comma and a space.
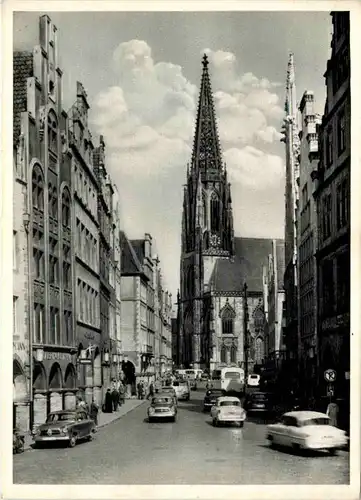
263, 11, 350, 409
174, 12, 350, 418
13, 15, 172, 433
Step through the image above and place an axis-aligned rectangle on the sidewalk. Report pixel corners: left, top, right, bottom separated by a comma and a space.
21, 398, 146, 452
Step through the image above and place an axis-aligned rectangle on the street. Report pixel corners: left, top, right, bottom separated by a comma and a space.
13, 388, 349, 485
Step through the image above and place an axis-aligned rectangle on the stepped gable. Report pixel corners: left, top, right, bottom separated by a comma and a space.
13, 51, 33, 147
209, 237, 283, 293
119, 231, 143, 275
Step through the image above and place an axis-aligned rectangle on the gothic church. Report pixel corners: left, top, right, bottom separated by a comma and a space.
179, 54, 282, 371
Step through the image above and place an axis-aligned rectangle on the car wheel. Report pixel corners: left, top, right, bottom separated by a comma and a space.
239, 421, 244, 428
329, 448, 337, 456
69, 436, 77, 448
212, 419, 217, 427
87, 433, 94, 441
148, 417, 153, 423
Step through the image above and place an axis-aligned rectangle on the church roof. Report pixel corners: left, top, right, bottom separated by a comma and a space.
208, 237, 283, 293
120, 232, 143, 275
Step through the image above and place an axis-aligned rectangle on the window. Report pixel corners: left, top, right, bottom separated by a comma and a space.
336, 177, 349, 230
32, 165, 44, 211
230, 345, 237, 364
210, 193, 220, 232
48, 111, 58, 153
220, 346, 227, 364
32, 248, 45, 279
62, 188, 71, 227
221, 306, 235, 335
64, 311, 72, 345
13, 231, 17, 270
338, 111, 346, 155
48, 184, 58, 219
202, 194, 207, 227
322, 194, 332, 240
322, 259, 335, 316
336, 251, 350, 314
326, 127, 333, 167
49, 307, 59, 345
33, 303, 45, 344
13, 296, 18, 334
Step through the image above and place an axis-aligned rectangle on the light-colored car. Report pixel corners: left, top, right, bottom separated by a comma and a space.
33, 409, 96, 448
210, 396, 246, 427
147, 395, 177, 422
266, 411, 348, 454
161, 386, 178, 404
247, 374, 261, 387
172, 380, 190, 401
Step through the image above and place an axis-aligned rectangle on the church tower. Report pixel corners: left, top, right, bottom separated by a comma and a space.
179, 54, 235, 369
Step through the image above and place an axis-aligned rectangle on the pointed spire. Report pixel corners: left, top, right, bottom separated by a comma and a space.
191, 53, 222, 174
285, 53, 297, 118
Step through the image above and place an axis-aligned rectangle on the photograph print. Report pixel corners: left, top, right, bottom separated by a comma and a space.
7, 3, 357, 493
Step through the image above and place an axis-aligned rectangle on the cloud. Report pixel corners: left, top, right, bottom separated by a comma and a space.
90, 41, 285, 295
224, 146, 284, 189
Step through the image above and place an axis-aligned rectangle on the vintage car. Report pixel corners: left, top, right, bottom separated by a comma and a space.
160, 386, 178, 404
147, 394, 177, 422
243, 391, 275, 414
266, 410, 348, 454
210, 396, 246, 427
203, 388, 226, 411
172, 380, 190, 401
33, 409, 96, 448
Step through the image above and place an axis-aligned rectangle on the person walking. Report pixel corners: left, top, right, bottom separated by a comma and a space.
103, 389, 113, 413
89, 400, 99, 426
118, 381, 125, 406
112, 387, 119, 412
148, 381, 155, 399
326, 398, 339, 427
137, 381, 143, 400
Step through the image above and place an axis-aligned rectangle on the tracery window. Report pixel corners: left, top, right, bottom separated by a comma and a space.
62, 188, 71, 227
32, 165, 44, 211
210, 192, 220, 232
48, 111, 58, 154
230, 345, 237, 364
221, 305, 235, 336
220, 346, 227, 364
255, 337, 264, 364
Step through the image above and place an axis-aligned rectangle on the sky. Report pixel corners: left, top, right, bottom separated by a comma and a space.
13, 11, 332, 300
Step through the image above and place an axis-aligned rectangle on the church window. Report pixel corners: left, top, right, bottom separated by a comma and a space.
230, 345, 237, 364
253, 307, 264, 331
202, 193, 207, 227
210, 193, 220, 232
221, 305, 235, 335
32, 165, 44, 212
62, 187, 71, 227
220, 346, 227, 364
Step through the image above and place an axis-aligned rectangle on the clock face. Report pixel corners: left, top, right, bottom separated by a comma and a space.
210, 234, 221, 247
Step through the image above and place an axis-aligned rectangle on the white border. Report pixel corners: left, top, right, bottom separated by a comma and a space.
2, 1, 361, 499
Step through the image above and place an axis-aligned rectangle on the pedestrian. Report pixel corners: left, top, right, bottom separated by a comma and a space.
112, 387, 119, 411
137, 381, 143, 400
148, 381, 155, 399
89, 400, 99, 426
118, 381, 125, 406
103, 389, 113, 413
326, 398, 339, 427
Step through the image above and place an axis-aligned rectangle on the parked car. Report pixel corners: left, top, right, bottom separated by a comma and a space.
147, 394, 178, 422
247, 374, 261, 387
244, 391, 275, 414
33, 409, 96, 448
203, 389, 226, 411
266, 410, 348, 454
210, 396, 246, 427
172, 380, 190, 401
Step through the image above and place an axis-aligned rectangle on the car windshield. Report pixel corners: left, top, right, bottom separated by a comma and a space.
300, 418, 330, 427
206, 390, 224, 397
250, 375, 259, 379
252, 393, 267, 400
220, 401, 240, 407
47, 413, 76, 422
152, 398, 171, 405
173, 382, 179, 387
224, 372, 240, 380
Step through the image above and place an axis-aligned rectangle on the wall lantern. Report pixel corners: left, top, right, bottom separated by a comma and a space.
79, 349, 87, 360
112, 354, 118, 364
104, 352, 109, 363
118, 354, 123, 363
35, 347, 44, 363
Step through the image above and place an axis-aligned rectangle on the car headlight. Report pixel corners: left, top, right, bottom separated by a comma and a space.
62, 427, 69, 434
148, 407, 155, 415
170, 406, 175, 413
47, 429, 52, 436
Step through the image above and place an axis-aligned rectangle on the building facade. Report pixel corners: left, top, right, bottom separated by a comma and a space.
312, 12, 350, 408
179, 55, 279, 373
69, 81, 103, 407
280, 53, 300, 384
13, 16, 78, 431
297, 91, 321, 397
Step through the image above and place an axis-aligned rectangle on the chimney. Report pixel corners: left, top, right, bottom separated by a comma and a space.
144, 233, 152, 259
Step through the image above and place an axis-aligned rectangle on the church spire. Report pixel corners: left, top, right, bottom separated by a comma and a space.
191, 53, 223, 175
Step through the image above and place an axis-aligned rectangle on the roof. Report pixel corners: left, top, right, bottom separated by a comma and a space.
209, 237, 283, 293
130, 239, 145, 264
13, 51, 33, 148
284, 411, 328, 420
217, 396, 241, 403
119, 231, 143, 275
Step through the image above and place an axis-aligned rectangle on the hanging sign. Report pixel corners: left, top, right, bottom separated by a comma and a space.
324, 369, 336, 382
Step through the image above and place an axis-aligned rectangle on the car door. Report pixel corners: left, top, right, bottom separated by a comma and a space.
283, 416, 299, 447
270, 418, 287, 445
77, 411, 87, 437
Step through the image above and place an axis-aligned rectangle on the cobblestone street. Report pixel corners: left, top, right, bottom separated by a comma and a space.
13, 390, 349, 485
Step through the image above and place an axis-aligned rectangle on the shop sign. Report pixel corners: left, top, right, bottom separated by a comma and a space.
13, 341, 28, 354
43, 351, 72, 362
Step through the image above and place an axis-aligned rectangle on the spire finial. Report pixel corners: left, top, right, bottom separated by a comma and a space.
202, 53, 209, 67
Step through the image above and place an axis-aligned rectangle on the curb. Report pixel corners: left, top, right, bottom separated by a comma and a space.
20, 400, 147, 453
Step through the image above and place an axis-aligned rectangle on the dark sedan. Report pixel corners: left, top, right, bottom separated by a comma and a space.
243, 392, 275, 414
33, 409, 96, 448
203, 389, 226, 411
